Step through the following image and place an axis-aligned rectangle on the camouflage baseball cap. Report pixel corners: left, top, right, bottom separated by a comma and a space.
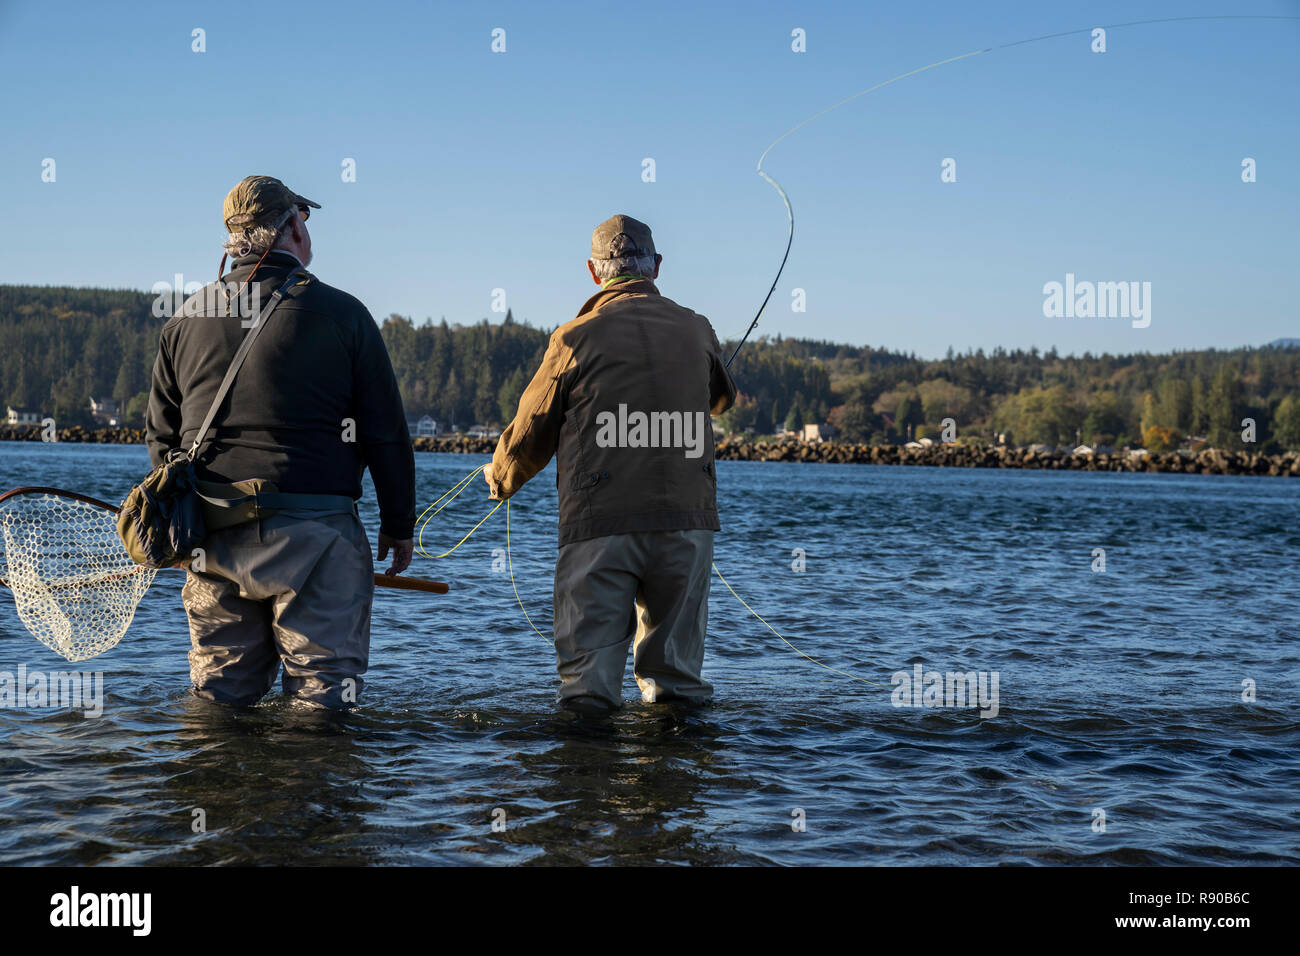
591, 214, 656, 259
222, 175, 320, 232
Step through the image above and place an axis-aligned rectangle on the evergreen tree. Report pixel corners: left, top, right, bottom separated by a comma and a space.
1274, 394, 1300, 449
1207, 365, 1242, 448
784, 401, 803, 433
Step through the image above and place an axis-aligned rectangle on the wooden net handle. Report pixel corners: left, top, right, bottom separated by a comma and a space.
373, 573, 449, 594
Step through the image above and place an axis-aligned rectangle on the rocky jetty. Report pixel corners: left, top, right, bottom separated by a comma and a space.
713, 439, 1300, 477
0, 424, 147, 444
3, 426, 1296, 477
411, 435, 497, 455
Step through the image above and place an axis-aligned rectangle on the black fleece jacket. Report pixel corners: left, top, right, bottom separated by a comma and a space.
145, 251, 416, 540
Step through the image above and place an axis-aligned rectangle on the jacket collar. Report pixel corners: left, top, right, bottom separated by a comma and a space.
225, 249, 303, 281
576, 277, 659, 318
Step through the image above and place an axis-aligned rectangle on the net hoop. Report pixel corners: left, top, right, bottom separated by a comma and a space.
0, 486, 155, 662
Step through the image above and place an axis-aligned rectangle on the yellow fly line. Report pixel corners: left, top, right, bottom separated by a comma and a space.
414, 463, 501, 560
507, 499, 553, 647
710, 563, 886, 688
410, 465, 551, 645
412, 464, 882, 683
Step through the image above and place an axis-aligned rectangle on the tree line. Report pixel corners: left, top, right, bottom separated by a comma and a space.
798, 341, 1300, 452
1, 284, 1297, 451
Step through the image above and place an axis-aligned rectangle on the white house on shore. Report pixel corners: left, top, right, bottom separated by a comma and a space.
89, 396, 121, 427
6, 406, 41, 426
802, 424, 840, 442
407, 415, 440, 438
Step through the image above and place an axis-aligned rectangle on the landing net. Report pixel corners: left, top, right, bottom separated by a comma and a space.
0, 488, 156, 662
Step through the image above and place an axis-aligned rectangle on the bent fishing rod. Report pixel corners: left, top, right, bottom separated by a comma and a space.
724, 13, 1300, 372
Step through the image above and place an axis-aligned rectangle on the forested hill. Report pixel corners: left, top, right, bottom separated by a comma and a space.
2, 284, 1298, 451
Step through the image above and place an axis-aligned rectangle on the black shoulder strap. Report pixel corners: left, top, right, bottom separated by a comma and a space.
186, 268, 306, 461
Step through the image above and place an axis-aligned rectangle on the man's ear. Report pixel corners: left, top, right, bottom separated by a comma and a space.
652, 254, 662, 279
587, 259, 602, 285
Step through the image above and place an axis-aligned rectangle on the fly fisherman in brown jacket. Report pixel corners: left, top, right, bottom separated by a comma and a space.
485, 215, 737, 712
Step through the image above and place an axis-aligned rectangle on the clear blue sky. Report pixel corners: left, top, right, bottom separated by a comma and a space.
1, 0, 1296, 357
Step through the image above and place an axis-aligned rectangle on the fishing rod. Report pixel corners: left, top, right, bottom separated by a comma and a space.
725, 14, 1299, 372
725, 173, 791, 370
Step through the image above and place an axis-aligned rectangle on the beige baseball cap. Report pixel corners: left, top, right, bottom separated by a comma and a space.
223, 175, 320, 232
591, 214, 656, 259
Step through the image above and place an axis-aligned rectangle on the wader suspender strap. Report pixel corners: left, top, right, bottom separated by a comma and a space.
186, 267, 304, 462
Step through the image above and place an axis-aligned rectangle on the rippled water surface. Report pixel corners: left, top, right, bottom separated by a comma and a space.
1, 443, 1297, 865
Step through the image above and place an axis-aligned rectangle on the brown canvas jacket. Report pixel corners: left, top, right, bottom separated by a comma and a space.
489, 278, 737, 546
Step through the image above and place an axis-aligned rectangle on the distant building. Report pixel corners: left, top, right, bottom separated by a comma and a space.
89, 396, 121, 427
6, 406, 40, 426
801, 423, 837, 443
407, 415, 440, 438
467, 424, 501, 439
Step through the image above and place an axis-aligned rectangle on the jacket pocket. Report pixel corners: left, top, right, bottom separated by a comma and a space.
570, 469, 607, 490
559, 408, 599, 523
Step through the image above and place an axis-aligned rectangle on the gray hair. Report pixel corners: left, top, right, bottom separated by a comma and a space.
222, 206, 296, 258
590, 254, 656, 280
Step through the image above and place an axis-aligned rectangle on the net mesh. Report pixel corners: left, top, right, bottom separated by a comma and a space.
0, 491, 156, 662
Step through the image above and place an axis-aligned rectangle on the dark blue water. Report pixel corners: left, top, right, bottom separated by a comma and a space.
0, 442, 1297, 865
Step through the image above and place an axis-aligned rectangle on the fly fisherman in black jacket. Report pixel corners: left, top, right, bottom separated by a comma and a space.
146, 175, 415, 709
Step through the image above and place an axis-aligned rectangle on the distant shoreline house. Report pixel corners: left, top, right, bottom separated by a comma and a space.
407, 415, 441, 438
6, 406, 41, 426
89, 396, 121, 427
467, 424, 501, 439
801, 423, 838, 443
